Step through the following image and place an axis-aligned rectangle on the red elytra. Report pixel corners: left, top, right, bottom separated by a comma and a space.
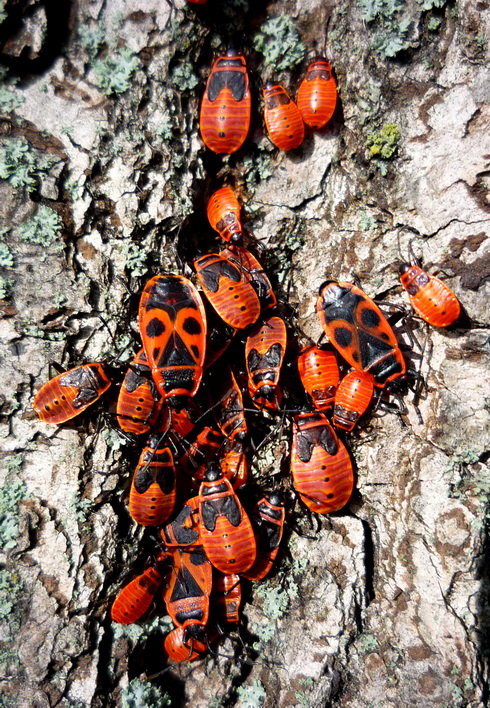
245, 315, 287, 411
168, 407, 196, 438
316, 280, 406, 388
399, 262, 461, 327
213, 368, 248, 442
333, 370, 375, 432
179, 425, 224, 481
161, 496, 201, 549
221, 244, 278, 311
242, 491, 286, 582
213, 573, 242, 624
291, 411, 354, 515
297, 344, 340, 410
116, 348, 162, 435
263, 82, 305, 151
163, 548, 213, 629
219, 439, 249, 489
193, 252, 261, 329
111, 553, 171, 625
164, 625, 209, 663
138, 274, 207, 408
33, 363, 111, 425
128, 436, 176, 527
207, 186, 243, 244
198, 465, 256, 574
200, 50, 251, 154
203, 299, 237, 369
297, 58, 337, 128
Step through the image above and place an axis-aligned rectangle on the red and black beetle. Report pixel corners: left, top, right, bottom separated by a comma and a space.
200, 50, 251, 154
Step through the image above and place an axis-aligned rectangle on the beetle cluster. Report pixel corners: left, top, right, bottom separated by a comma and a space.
32, 33, 464, 676
200, 49, 337, 154
32, 187, 294, 664
32, 182, 463, 667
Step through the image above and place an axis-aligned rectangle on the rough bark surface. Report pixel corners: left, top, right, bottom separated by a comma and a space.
1, 1, 489, 707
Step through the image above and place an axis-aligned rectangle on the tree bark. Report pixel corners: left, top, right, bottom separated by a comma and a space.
1, 0, 489, 706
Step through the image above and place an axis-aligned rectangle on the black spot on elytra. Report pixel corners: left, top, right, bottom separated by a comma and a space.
191, 345, 200, 358
146, 318, 165, 337
361, 308, 380, 328
334, 327, 353, 348
183, 316, 202, 335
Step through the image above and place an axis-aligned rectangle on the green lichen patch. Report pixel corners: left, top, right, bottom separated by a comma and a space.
121, 677, 172, 708
0, 138, 57, 193
359, 210, 378, 231
93, 48, 140, 96
253, 15, 306, 71
366, 123, 401, 159
0, 566, 25, 679
152, 114, 173, 143
113, 615, 173, 645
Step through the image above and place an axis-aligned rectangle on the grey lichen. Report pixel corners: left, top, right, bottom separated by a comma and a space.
254, 583, 290, 621
0, 241, 14, 267
121, 678, 172, 708
358, 0, 448, 57
18, 206, 62, 248
236, 680, 266, 708
417, 0, 446, 9
357, 0, 414, 57
0, 569, 22, 623
0, 228, 15, 300
0, 138, 56, 193
121, 242, 151, 278
170, 61, 199, 92
113, 615, 174, 644
0, 86, 24, 114
94, 48, 140, 96
0, 457, 28, 550
253, 15, 305, 71
242, 147, 274, 195
78, 24, 105, 60
17, 318, 66, 340
0, 276, 14, 299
